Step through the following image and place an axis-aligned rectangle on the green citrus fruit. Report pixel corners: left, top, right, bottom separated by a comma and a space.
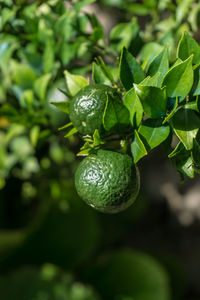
75, 150, 140, 213
69, 84, 117, 135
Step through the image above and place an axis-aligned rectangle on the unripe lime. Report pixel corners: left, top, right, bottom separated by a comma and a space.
75, 150, 140, 213
69, 84, 117, 135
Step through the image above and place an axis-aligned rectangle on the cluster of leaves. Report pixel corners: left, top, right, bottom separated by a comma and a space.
56, 32, 200, 179
0, 0, 107, 188
100, 0, 200, 54
1, 0, 200, 187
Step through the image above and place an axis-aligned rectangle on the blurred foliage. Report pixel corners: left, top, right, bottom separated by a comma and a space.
0, 264, 100, 300
0, 0, 195, 299
82, 249, 171, 300
101, 0, 200, 61
1, 181, 101, 269
0, 0, 104, 188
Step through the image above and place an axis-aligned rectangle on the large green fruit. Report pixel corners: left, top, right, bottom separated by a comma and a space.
69, 84, 117, 135
75, 150, 140, 213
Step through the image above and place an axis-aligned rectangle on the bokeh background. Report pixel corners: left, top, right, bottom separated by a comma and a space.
1, 0, 200, 299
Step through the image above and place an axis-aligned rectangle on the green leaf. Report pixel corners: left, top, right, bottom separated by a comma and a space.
140, 43, 164, 70
126, 4, 149, 15
93, 129, 102, 147
103, 93, 130, 132
134, 85, 167, 119
92, 62, 111, 85
60, 41, 77, 66
30, 125, 40, 147
1, 7, 16, 28
58, 123, 73, 131
176, 155, 195, 179
109, 18, 139, 53
77, 141, 92, 157
176, 0, 194, 24
184, 100, 198, 112
57, 88, 72, 99
55, 11, 73, 41
22, 90, 34, 107
192, 66, 200, 96
77, 148, 91, 156
87, 13, 104, 34
168, 141, 186, 158
124, 87, 143, 127
138, 119, 170, 151
163, 96, 179, 124
38, 16, 54, 43
158, 0, 172, 10
147, 47, 169, 86
191, 138, 200, 168
74, 0, 96, 12
43, 39, 55, 73
90, 27, 104, 44
64, 127, 78, 138
95, 57, 115, 85
34, 73, 51, 102
139, 72, 163, 88
162, 56, 194, 98
119, 47, 145, 90
50, 101, 70, 114
11, 63, 37, 89
64, 70, 89, 96
171, 108, 200, 150
196, 95, 200, 112
131, 130, 147, 163
0, 41, 18, 70
188, 2, 200, 32
177, 32, 200, 65
171, 58, 183, 68
107, 66, 119, 83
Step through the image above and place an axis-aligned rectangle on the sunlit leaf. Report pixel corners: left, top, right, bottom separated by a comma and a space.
147, 47, 169, 86
172, 108, 200, 150
162, 56, 193, 99
178, 31, 200, 64
92, 62, 112, 85
64, 127, 78, 138
131, 130, 147, 163
138, 119, 170, 151
124, 87, 143, 127
34, 73, 51, 102
64, 70, 89, 96
134, 84, 167, 119
50, 101, 70, 114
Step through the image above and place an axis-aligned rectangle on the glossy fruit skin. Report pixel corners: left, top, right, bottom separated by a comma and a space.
69, 84, 117, 135
75, 150, 140, 213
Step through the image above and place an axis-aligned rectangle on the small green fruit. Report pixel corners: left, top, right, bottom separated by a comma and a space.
69, 84, 117, 135
75, 150, 140, 213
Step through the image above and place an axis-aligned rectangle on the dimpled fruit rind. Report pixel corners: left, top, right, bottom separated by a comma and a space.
69, 84, 116, 135
75, 150, 140, 213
